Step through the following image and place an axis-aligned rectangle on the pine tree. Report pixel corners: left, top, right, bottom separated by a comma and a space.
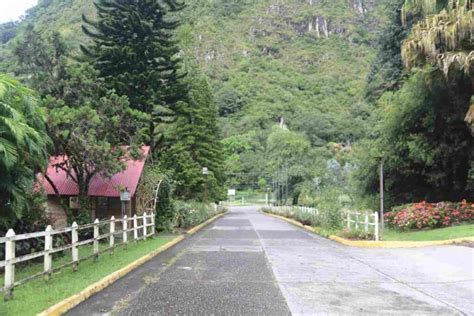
165, 64, 225, 201
81, 0, 186, 149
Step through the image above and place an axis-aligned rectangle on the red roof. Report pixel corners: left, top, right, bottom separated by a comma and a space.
38, 146, 150, 198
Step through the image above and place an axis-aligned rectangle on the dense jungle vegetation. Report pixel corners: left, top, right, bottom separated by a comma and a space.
0, 0, 472, 233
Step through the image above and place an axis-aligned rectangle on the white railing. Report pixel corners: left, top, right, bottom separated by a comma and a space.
268, 205, 319, 216
267, 206, 379, 241
0, 212, 155, 300
344, 210, 379, 241
294, 206, 319, 215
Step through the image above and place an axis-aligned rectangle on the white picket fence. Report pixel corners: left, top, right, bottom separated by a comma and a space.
268, 205, 319, 216
344, 210, 379, 241
0, 212, 155, 300
295, 206, 319, 215
268, 206, 379, 241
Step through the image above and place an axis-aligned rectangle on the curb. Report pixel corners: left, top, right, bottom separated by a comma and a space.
263, 211, 474, 248
328, 235, 474, 248
264, 212, 317, 233
187, 212, 226, 235
38, 212, 226, 316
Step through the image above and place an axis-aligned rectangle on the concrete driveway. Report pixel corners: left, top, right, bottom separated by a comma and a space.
68, 206, 474, 315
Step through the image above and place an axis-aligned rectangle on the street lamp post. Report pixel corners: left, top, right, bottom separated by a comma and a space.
265, 186, 271, 206
202, 167, 209, 204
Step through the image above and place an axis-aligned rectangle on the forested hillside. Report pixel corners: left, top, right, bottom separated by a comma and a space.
0, 0, 391, 187
0, 0, 472, 233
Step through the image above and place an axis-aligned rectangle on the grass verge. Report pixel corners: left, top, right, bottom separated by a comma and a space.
383, 224, 474, 241
0, 235, 175, 316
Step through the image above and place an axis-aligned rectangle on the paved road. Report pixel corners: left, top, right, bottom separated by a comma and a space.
68, 206, 474, 315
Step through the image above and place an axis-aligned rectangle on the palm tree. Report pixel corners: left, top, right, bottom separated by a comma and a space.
0, 74, 50, 229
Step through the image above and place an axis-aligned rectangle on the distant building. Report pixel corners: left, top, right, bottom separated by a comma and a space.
37, 146, 150, 227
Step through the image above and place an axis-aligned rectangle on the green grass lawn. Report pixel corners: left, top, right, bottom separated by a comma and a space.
0, 235, 176, 316
382, 224, 474, 241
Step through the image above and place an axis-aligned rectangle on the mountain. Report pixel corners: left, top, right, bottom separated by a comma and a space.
0, 0, 392, 187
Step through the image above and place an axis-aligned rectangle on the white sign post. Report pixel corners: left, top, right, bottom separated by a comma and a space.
227, 189, 236, 201
120, 189, 131, 218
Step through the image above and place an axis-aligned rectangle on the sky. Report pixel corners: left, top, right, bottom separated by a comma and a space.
0, 0, 38, 23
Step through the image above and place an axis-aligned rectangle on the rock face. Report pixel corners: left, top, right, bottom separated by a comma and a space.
250, 0, 379, 42
191, 0, 385, 64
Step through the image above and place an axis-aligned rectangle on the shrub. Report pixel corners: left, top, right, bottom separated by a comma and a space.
319, 208, 344, 230
176, 201, 226, 229
339, 228, 374, 240
385, 200, 473, 230
262, 206, 326, 228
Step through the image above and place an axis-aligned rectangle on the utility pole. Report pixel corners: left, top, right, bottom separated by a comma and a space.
380, 158, 384, 239
375, 156, 385, 240
285, 164, 289, 205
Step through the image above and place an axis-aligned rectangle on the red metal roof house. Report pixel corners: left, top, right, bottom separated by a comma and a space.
38, 146, 150, 227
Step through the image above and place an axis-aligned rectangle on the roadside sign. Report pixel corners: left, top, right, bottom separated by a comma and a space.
120, 190, 131, 201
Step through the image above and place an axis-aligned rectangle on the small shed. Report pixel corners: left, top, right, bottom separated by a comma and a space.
38, 146, 150, 227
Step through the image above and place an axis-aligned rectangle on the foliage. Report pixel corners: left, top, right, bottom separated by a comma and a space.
42, 64, 143, 222
263, 205, 344, 231
153, 176, 175, 233
0, 21, 20, 44
14, 26, 68, 98
215, 85, 246, 117
385, 200, 473, 230
1, 0, 395, 206
365, 0, 409, 100
13, 28, 148, 222
354, 68, 473, 206
0, 74, 50, 230
401, 0, 473, 77
164, 63, 225, 202
339, 227, 374, 240
81, 0, 186, 149
175, 201, 226, 229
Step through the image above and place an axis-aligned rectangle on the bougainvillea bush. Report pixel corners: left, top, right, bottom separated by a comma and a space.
385, 201, 473, 230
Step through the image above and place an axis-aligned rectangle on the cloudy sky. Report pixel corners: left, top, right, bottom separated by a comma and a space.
0, 0, 38, 23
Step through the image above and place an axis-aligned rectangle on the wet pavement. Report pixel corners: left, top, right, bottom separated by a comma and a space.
68, 206, 474, 315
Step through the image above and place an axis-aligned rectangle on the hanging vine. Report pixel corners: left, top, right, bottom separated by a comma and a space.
401, 0, 473, 76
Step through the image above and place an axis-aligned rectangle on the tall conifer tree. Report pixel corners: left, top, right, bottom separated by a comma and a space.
81, 0, 185, 149
165, 64, 225, 201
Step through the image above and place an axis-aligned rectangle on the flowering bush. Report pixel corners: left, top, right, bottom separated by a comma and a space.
385, 200, 473, 230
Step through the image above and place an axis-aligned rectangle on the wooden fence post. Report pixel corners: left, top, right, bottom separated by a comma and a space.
347, 212, 351, 230
133, 214, 138, 241
355, 212, 359, 230
72, 222, 78, 271
374, 212, 379, 241
364, 213, 369, 233
4, 229, 16, 301
143, 212, 147, 240
122, 215, 128, 248
44, 225, 53, 280
110, 216, 115, 254
93, 219, 99, 261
